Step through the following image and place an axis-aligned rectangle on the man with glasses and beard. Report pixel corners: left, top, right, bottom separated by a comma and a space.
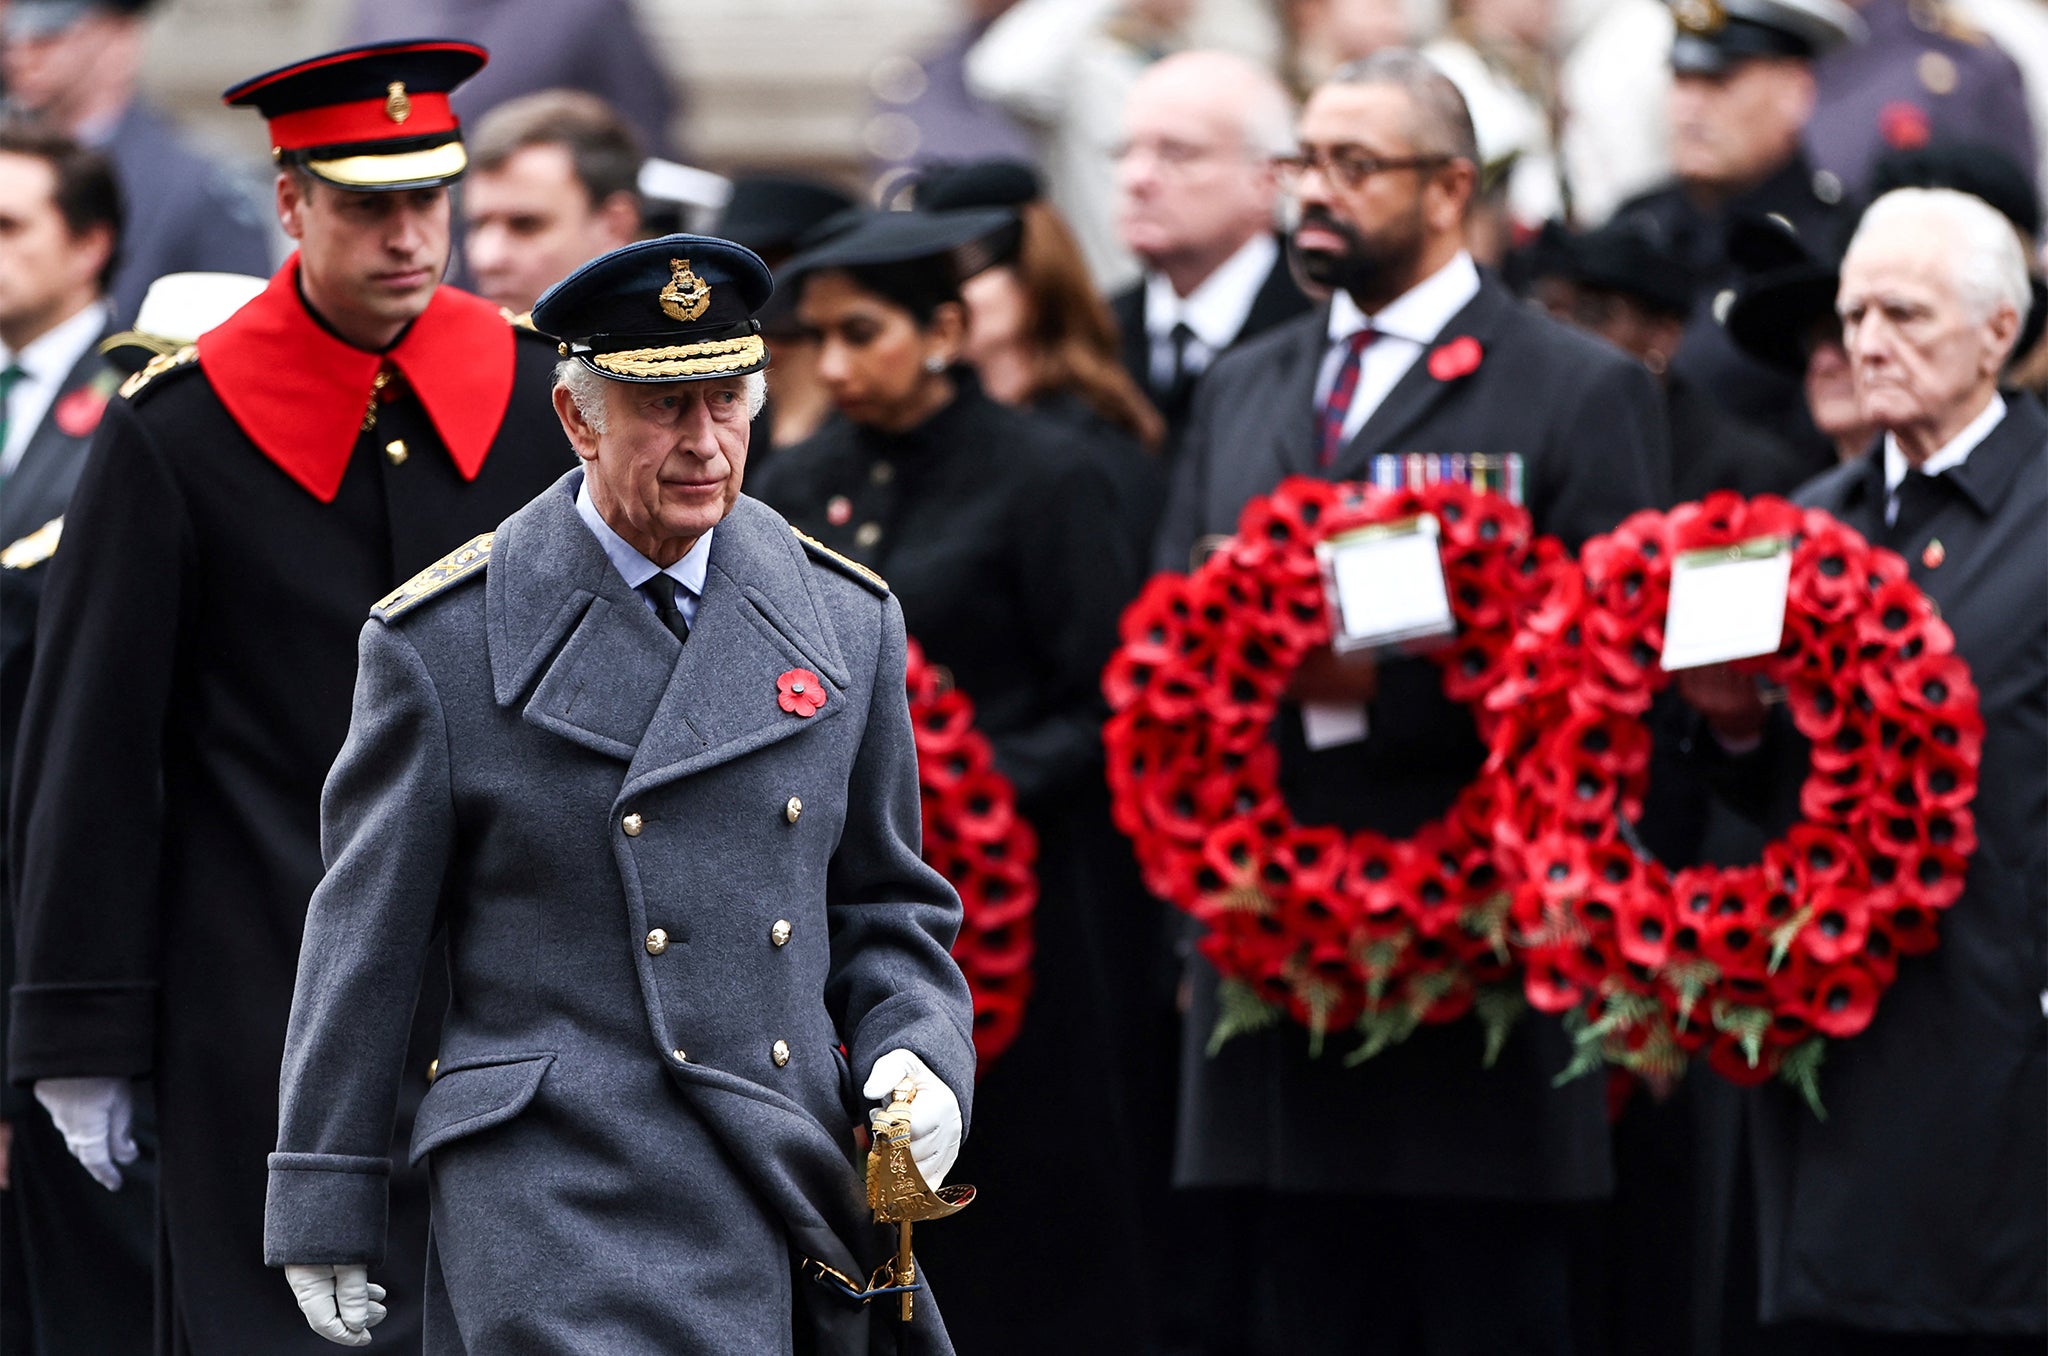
1153, 49, 1664, 1356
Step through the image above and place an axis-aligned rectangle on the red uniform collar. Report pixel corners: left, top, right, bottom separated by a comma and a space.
195, 254, 515, 502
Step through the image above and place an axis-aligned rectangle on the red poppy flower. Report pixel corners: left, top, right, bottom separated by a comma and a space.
776, 668, 826, 717
1426, 334, 1483, 380
1879, 99, 1931, 150
53, 387, 107, 438
1810, 963, 1883, 1037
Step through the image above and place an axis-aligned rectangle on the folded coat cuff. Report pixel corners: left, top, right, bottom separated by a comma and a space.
264, 1152, 391, 1267
847, 992, 978, 1139
7, 982, 157, 1083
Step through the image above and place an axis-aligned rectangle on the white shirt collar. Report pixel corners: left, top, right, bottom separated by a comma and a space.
572, 470, 713, 598
1882, 392, 2007, 495
3, 300, 109, 385
1325, 252, 1482, 347
1144, 232, 1280, 351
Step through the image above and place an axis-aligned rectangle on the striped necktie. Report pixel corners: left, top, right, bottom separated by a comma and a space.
1316, 330, 1376, 468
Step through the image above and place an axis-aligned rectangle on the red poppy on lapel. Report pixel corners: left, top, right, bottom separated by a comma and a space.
53, 387, 108, 438
1426, 335, 1483, 381
776, 668, 826, 717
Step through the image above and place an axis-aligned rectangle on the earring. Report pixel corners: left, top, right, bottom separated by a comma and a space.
924, 355, 946, 373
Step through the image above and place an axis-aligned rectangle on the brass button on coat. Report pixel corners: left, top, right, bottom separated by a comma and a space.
869, 460, 895, 486
671, 1048, 688, 1064
770, 919, 792, 947
426, 1058, 439, 1083
645, 928, 669, 956
771, 1039, 791, 1068
622, 812, 643, 836
385, 439, 408, 465
854, 521, 882, 549
784, 796, 803, 824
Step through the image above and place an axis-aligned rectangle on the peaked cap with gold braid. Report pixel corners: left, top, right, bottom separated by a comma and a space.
530, 234, 773, 384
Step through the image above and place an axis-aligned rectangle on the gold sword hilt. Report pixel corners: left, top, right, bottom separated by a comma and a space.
867, 1075, 975, 1322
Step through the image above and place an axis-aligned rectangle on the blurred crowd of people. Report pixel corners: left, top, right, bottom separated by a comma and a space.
1, 0, 2045, 1353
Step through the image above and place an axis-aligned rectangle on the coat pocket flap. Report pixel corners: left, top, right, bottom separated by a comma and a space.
408, 1053, 554, 1166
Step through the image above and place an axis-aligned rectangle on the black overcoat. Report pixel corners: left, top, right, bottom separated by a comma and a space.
751, 383, 1154, 1353
0, 331, 156, 1356
1154, 273, 1664, 1201
1735, 397, 2047, 1335
6, 310, 573, 1355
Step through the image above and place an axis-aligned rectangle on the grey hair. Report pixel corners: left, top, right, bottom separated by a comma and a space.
1326, 48, 1481, 166
552, 359, 768, 433
1848, 188, 2032, 341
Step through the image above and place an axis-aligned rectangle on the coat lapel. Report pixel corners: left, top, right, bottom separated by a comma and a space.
490, 483, 853, 784
620, 496, 852, 799
1269, 310, 1337, 478
1326, 281, 1510, 482
1, 332, 113, 544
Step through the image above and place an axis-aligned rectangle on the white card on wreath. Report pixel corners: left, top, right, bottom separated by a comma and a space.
1659, 536, 1793, 672
1318, 514, 1456, 653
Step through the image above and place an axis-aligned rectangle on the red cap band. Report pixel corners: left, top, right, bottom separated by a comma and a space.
267, 91, 456, 153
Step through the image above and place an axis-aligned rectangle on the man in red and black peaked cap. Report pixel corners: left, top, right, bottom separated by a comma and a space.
5, 40, 573, 1356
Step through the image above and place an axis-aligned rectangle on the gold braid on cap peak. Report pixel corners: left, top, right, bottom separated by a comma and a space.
590, 334, 766, 379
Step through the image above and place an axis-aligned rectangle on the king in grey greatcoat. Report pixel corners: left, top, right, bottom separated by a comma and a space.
265, 235, 976, 1356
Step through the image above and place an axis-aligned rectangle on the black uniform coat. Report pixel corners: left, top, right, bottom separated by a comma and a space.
5, 283, 572, 1355
751, 380, 1153, 1354
1730, 397, 2047, 1334
265, 481, 975, 1355
1111, 239, 1313, 457
0, 329, 157, 1356
1615, 155, 1855, 475
1667, 372, 1816, 504
1155, 272, 1665, 1201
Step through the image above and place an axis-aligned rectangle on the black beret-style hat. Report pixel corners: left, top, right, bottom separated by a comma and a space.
716, 175, 859, 261
1568, 216, 1699, 318
222, 39, 487, 191
531, 234, 774, 384
777, 208, 1022, 290
914, 159, 1044, 212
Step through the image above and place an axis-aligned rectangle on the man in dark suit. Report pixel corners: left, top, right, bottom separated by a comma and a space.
1155, 49, 1664, 1355
1, 0, 272, 323
1681, 186, 2044, 1355
0, 117, 154, 1356
1110, 49, 1311, 458
6, 42, 575, 1356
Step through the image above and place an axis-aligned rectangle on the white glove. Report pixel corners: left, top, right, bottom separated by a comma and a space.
33, 1076, 137, 1190
285, 1264, 388, 1346
863, 1048, 963, 1189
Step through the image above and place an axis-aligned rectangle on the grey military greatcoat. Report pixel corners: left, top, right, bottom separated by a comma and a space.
264, 472, 976, 1355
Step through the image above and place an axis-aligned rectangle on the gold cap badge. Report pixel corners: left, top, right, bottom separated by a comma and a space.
1673, 0, 1726, 34
386, 82, 412, 124
660, 258, 712, 323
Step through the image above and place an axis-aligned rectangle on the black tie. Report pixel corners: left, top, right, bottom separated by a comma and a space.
639, 576, 691, 643
1159, 323, 1200, 426
1885, 468, 1951, 549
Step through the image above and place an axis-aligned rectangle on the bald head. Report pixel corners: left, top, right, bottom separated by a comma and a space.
1116, 51, 1295, 294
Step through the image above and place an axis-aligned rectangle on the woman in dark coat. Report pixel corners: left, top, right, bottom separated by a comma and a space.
749, 209, 1152, 1355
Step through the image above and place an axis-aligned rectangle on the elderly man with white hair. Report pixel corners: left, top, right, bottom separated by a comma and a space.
1685, 185, 2045, 1350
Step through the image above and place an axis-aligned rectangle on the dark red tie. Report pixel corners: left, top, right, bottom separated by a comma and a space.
1317, 329, 1377, 467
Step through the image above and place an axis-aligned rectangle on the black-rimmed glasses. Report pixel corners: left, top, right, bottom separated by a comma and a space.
1272, 147, 1453, 190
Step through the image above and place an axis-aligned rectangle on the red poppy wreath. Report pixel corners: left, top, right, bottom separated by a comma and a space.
1489, 493, 1982, 1111
905, 638, 1038, 1066
1102, 476, 1569, 1062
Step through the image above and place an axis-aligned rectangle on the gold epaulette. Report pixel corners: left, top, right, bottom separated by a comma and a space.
117, 344, 198, 401
1, 516, 62, 570
793, 527, 889, 596
372, 532, 494, 621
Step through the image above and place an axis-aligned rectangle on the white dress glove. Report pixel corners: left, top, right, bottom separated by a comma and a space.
33, 1076, 137, 1190
863, 1048, 963, 1189
285, 1264, 388, 1346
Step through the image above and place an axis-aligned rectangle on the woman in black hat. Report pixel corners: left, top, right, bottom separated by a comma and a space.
749, 210, 1152, 1354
